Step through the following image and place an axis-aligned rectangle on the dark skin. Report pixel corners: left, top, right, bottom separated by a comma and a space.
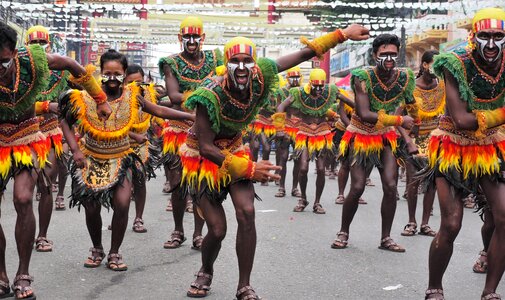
333, 44, 414, 251
161, 32, 208, 247
336, 103, 352, 197
426, 29, 505, 299
0, 44, 112, 299
188, 23, 370, 297
250, 105, 274, 163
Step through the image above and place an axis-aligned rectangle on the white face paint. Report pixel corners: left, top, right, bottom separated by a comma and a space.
101, 74, 124, 83
227, 61, 255, 91
1, 59, 12, 69
311, 84, 324, 95
288, 76, 300, 87
475, 31, 505, 63
376, 54, 398, 71
181, 35, 202, 53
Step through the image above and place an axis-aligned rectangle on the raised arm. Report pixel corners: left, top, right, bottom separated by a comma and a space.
275, 24, 370, 73
140, 96, 195, 121
276, 95, 293, 113
337, 91, 355, 109
338, 103, 350, 127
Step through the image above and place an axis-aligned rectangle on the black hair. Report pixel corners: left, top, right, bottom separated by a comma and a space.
0, 21, 18, 51
125, 64, 144, 77
99, 49, 128, 72
372, 34, 400, 54
416, 49, 439, 78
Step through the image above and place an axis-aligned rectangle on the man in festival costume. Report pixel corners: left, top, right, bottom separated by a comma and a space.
0, 21, 111, 300
331, 33, 417, 252
24, 25, 69, 254
158, 16, 223, 250
422, 8, 505, 300
181, 24, 369, 299
400, 50, 443, 238
277, 68, 355, 214
59, 49, 194, 273
274, 66, 303, 198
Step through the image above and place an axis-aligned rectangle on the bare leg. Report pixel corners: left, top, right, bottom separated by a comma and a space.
259, 133, 271, 161
314, 155, 326, 206
277, 137, 290, 190
57, 143, 69, 198
405, 160, 418, 224
0, 194, 8, 285
250, 134, 260, 162
133, 178, 146, 221
377, 146, 400, 240
292, 157, 301, 191
83, 200, 103, 249
339, 162, 368, 235
297, 149, 309, 200
110, 176, 132, 254
338, 160, 350, 195
37, 149, 57, 242
427, 177, 464, 292
421, 183, 437, 226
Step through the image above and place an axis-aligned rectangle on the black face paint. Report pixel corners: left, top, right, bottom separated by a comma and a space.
288, 76, 300, 87
376, 54, 398, 71
311, 84, 324, 95
102, 74, 124, 84
182, 36, 201, 53
475, 31, 505, 63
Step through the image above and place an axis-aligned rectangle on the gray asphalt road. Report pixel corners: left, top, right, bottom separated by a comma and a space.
1, 160, 502, 299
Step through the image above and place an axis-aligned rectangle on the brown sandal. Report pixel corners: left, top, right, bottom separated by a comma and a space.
35, 237, 53, 252
236, 285, 261, 300
274, 188, 286, 198
132, 218, 147, 233
419, 224, 437, 237
291, 188, 302, 197
378, 237, 405, 253
335, 194, 344, 205
54, 195, 65, 210
11, 275, 35, 300
166, 199, 173, 211
293, 198, 309, 212
401, 222, 417, 236
482, 293, 501, 300
185, 201, 194, 213
106, 253, 128, 271
191, 235, 203, 251
0, 279, 13, 299
331, 232, 349, 249
162, 181, 171, 194
358, 198, 368, 205
425, 288, 444, 299
312, 203, 326, 214
187, 272, 213, 298
473, 251, 488, 274
163, 231, 186, 249
83, 247, 105, 268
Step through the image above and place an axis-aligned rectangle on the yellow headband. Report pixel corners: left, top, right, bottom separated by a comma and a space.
278, 74, 287, 88
304, 68, 326, 94
25, 25, 50, 44
472, 7, 505, 33
224, 36, 257, 64
180, 16, 203, 35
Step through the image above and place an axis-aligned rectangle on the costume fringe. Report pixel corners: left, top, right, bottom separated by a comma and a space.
0, 138, 49, 180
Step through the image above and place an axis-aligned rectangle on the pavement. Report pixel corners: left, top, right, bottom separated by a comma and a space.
1, 160, 503, 300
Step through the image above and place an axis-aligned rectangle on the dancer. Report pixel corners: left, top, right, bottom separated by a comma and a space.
26, 25, 69, 254
278, 68, 354, 214
331, 34, 417, 252
59, 49, 193, 272
158, 16, 222, 250
423, 8, 505, 300
182, 24, 369, 299
0, 21, 111, 300
274, 66, 302, 198
401, 50, 443, 238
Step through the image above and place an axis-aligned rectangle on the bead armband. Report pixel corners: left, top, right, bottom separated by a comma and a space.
474, 107, 505, 138
69, 65, 107, 105
377, 109, 403, 128
301, 29, 347, 59
35, 101, 50, 114
219, 150, 256, 180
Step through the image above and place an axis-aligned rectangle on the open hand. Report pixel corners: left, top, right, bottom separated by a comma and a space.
73, 150, 87, 169
252, 160, 282, 183
96, 102, 112, 121
401, 115, 415, 130
343, 24, 370, 41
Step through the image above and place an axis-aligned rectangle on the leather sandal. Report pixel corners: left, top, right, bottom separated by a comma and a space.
11, 275, 35, 300
83, 247, 105, 268
473, 251, 488, 274
191, 236, 203, 251
0, 279, 13, 299
34, 237, 53, 252
425, 288, 444, 300
132, 218, 147, 233
274, 188, 286, 198
187, 272, 213, 298
291, 188, 302, 197
419, 224, 437, 237
401, 222, 417, 236
293, 198, 309, 212
164, 231, 186, 249
55, 195, 66, 210
331, 232, 349, 249
335, 194, 344, 205
236, 285, 261, 300
106, 253, 128, 271
312, 203, 326, 214
378, 237, 405, 253
482, 293, 501, 300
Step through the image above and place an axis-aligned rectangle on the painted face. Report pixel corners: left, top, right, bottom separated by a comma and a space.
375, 44, 399, 71
311, 83, 324, 96
227, 54, 255, 91
181, 34, 202, 54
475, 30, 505, 63
101, 60, 125, 93
288, 76, 301, 87
0, 47, 16, 78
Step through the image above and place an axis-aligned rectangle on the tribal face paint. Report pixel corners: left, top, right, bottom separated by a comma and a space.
376, 54, 398, 71
475, 31, 505, 63
181, 34, 202, 53
227, 61, 255, 91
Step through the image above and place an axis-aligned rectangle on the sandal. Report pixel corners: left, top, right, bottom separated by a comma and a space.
365, 178, 375, 186
236, 285, 261, 300
482, 293, 501, 300
464, 194, 475, 209
187, 272, 213, 298
473, 251, 488, 274
34, 237, 53, 252
166, 199, 173, 211
419, 224, 437, 237
0, 279, 13, 299
191, 236, 203, 251
331, 232, 349, 249
358, 198, 367, 205
401, 222, 417, 237
11, 275, 35, 300
335, 194, 344, 205
329, 172, 336, 180
291, 188, 302, 198
83, 247, 105, 268
52, 184, 58, 193
54, 195, 65, 210
293, 198, 309, 212
186, 201, 194, 213
274, 188, 286, 198
162, 181, 171, 194
163, 231, 186, 249
132, 218, 147, 233
425, 288, 444, 300
312, 203, 326, 214
35, 193, 41, 202
106, 253, 128, 271
378, 237, 405, 253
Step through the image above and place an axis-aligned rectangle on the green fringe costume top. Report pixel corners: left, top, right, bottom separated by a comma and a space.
351, 67, 415, 114
185, 58, 279, 135
36, 70, 69, 102
277, 87, 290, 102
0, 45, 49, 122
289, 85, 338, 117
433, 47, 505, 111
158, 49, 223, 93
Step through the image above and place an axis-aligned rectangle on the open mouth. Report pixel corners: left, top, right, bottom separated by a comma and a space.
187, 44, 197, 51
484, 48, 499, 60
235, 73, 248, 85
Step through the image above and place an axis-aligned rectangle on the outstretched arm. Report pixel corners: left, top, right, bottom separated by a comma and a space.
60, 120, 87, 168
276, 95, 293, 113
140, 96, 195, 121
337, 92, 355, 109
163, 65, 185, 105
275, 24, 370, 73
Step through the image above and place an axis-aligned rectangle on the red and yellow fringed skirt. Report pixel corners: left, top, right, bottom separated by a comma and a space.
251, 114, 276, 138
294, 122, 334, 158
426, 116, 505, 192
0, 117, 50, 191
285, 117, 300, 141
179, 132, 249, 203
162, 119, 193, 155
339, 114, 398, 168
39, 114, 63, 157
